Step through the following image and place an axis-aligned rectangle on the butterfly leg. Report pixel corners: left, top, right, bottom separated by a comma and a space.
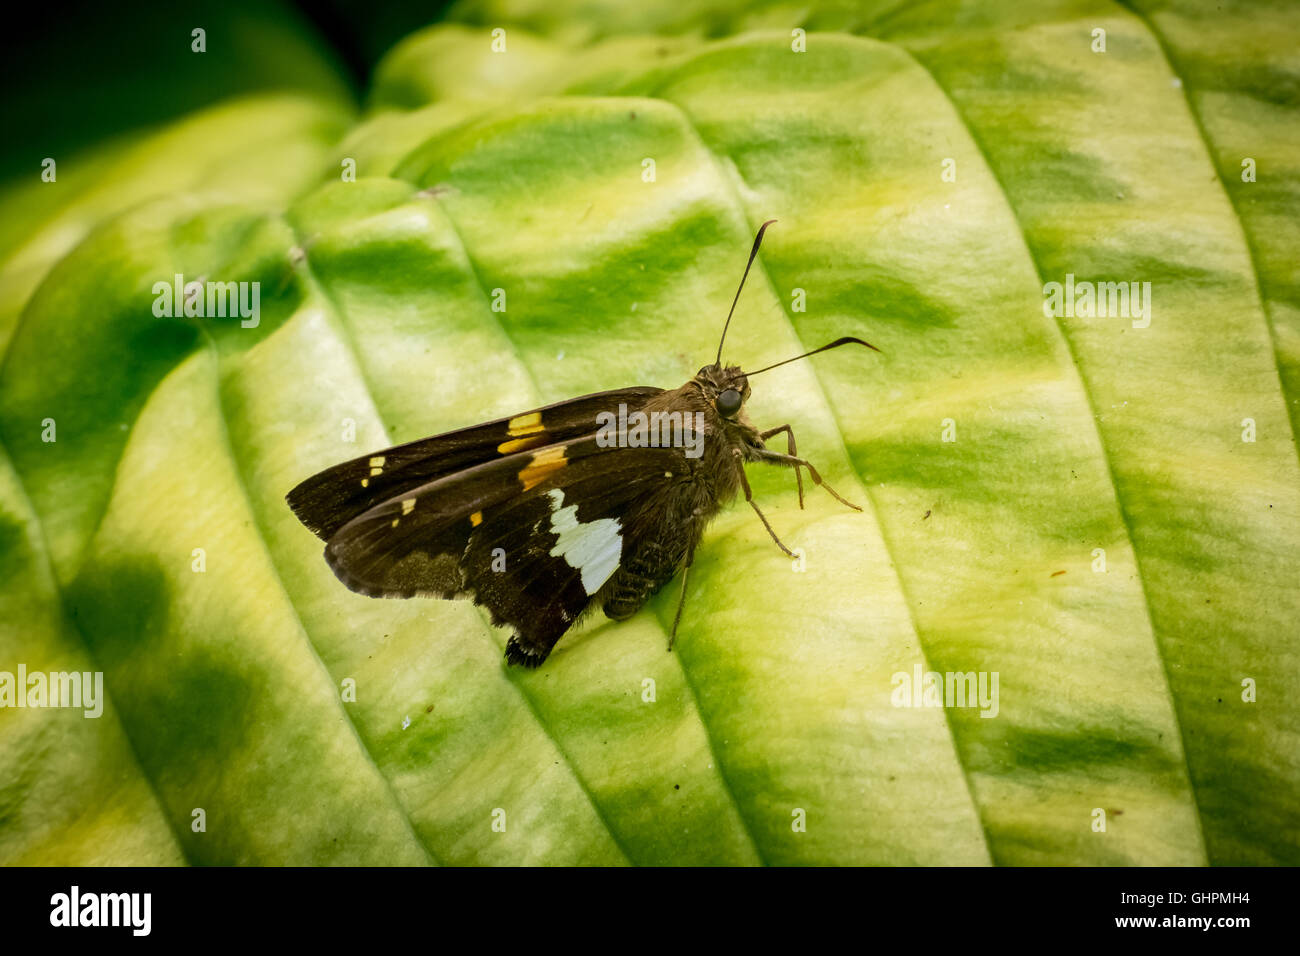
752, 448, 863, 512
759, 424, 804, 509
667, 545, 695, 651
733, 449, 796, 557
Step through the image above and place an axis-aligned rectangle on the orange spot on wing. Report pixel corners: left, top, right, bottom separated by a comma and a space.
497, 434, 547, 455
519, 446, 566, 491
507, 412, 543, 437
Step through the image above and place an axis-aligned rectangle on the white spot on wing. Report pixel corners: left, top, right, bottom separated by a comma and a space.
545, 488, 621, 595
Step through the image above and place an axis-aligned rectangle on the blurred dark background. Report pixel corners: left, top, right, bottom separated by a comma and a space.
1, 0, 457, 186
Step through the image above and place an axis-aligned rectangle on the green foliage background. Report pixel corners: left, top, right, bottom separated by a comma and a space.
1, 0, 1297, 865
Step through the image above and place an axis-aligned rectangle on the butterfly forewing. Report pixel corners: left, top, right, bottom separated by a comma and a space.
287, 387, 663, 540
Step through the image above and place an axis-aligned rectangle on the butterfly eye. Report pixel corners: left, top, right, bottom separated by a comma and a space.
716, 388, 742, 417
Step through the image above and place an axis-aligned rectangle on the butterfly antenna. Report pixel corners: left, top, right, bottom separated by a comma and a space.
715, 219, 778, 367
747, 336, 881, 376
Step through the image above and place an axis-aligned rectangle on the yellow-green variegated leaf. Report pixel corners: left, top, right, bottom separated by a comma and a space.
1, 0, 1296, 865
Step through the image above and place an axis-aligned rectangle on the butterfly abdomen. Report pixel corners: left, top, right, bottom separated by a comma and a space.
603, 556, 678, 621
600, 480, 716, 622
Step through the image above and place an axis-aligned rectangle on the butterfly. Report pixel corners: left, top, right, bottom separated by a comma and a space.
287, 220, 879, 667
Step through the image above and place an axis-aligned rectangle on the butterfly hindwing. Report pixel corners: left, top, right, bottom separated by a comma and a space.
286, 387, 664, 540
321, 433, 690, 666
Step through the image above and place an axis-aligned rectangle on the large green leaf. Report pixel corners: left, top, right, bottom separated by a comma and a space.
1, 0, 1296, 865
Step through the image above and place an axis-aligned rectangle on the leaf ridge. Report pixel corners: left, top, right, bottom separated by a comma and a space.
869, 38, 1210, 861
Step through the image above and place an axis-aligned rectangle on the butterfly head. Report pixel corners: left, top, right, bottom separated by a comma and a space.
694, 363, 750, 421
711, 220, 881, 411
